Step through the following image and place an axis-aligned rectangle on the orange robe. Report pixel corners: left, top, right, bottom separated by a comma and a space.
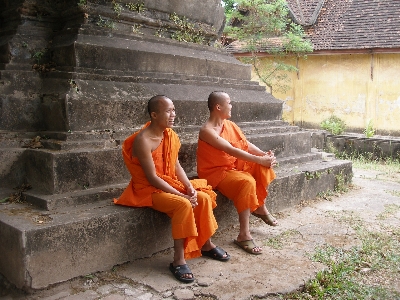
114, 122, 217, 259
197, 120, 276, 213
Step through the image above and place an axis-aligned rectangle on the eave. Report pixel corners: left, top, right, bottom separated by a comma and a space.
231, 47, 400, 57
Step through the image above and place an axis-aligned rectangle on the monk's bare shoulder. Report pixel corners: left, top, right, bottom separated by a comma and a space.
132, 129, 152, 157
199, 122, 216, 140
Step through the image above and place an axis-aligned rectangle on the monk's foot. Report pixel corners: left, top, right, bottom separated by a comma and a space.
173, 258, 187, 267
234, 239, 262, 255
169, 263, 195, 283
252, 212, 278, 226
201, 240, 217, 252
253, 205, 269, 215
201, 246, 230, 261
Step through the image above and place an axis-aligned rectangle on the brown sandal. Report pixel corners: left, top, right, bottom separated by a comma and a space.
252, 212, 278, 226
234, 239, 263, 255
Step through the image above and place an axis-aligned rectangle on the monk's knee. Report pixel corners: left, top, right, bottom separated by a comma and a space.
179, 198, 192, 211
240, 176, 256, 191
196, 192, 212, 207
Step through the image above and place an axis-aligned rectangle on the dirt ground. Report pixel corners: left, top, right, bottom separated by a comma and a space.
1, 167, 399, 300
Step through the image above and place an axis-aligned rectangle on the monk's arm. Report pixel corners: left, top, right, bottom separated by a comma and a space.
175, 160, 197, 201
175, 160, 192, 190
248, 142, 277, 167
199, 127, 273, 167
248, 141, 267, 156
134, 135, 188, 197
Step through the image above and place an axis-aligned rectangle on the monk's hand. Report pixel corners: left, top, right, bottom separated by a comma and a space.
259, 153, 276, 168
186, 186, 198, 207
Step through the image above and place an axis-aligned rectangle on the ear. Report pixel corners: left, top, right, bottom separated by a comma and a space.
216, 104, 220, 110
150, 111, 157, 119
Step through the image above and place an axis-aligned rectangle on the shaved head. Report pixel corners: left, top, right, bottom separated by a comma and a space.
208, 91, 228, 111
147, 95, 169, 116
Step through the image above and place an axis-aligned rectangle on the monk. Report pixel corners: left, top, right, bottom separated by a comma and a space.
114, 95, 229, 284
197, 91, 277, 255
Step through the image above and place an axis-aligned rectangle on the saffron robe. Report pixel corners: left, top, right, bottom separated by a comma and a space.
114, 122, 217, 259
197, 120, 276, 213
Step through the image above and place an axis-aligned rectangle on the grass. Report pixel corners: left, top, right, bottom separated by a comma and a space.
280, 155, 400, 300
376, 204, 400, 220
265, 229, 303, 249
283, 212, 400, 299
326, 143, 400, 184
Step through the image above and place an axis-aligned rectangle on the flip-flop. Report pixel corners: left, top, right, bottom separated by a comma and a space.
233, 239, 263, 255
252, 212, 278, 226
169, 263, 195, 283
201, 246, 231, 261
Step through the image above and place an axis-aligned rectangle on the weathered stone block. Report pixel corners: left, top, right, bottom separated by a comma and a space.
25, 149, 129, 194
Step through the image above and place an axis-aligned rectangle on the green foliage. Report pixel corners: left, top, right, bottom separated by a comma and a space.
299, 215, 400, 300
78, 0, 87, 5
364, 119, 375, 138
304, 171, 321, 180
334, 170, 351, 193
125, 2, 146, 13
320, 115, 346, 135
377, 204, 400, 220
154, 27, 167, 38
32, 49, 46, 64
240, 56, 297, 93
223, 0, 313, 94
286, 216, 400, 299
221, 0, 237, 22
96, 15, 116, 29
169, 13, 206, 44
131, 24, 142, 34
112, 0, 123, 16
332, 145, 400, 179
265, 229, 301, 249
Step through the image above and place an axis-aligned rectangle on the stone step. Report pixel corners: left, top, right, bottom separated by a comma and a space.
326, 134, 400, 158
0, 120, 295, 147
23, 183, 127, 211
40, 139, 118, 151
2, 128, 316, 196
37, 79, 283, 132
242, 125, 300, 135
21, 148, 129, 195
247, 131, 313, 158
0, 158, 352, 290
15, 152, 321, 211
52, 67, 264, 91
52, 34, 251, 81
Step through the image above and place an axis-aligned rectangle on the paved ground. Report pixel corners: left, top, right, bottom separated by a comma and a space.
1, 167, 400, 300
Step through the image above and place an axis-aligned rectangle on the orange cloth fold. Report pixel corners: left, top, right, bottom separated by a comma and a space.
197, 120, 276, 213
114, 122, 217, 259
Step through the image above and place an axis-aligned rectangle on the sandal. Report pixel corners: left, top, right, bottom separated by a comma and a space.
201, 246, 230, 262
169, 263, 195, 283
234, 239, 263, 255
252, 212, 278, 226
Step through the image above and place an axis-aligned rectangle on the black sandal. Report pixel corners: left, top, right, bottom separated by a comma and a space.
169, 263, 195, 283
201, 246, 230, 262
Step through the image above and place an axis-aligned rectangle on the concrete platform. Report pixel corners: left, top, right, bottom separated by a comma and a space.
0, 157, 352, 290
1, 167, 398, 299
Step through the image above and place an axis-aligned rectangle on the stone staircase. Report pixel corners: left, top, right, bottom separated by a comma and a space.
0, 118, 352, 290
0, 0, 352, 291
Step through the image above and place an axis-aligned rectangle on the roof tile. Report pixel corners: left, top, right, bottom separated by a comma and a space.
300, 0, 400, 50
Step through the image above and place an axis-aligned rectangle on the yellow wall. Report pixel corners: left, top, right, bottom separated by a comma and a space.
256, 53, 400, 135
